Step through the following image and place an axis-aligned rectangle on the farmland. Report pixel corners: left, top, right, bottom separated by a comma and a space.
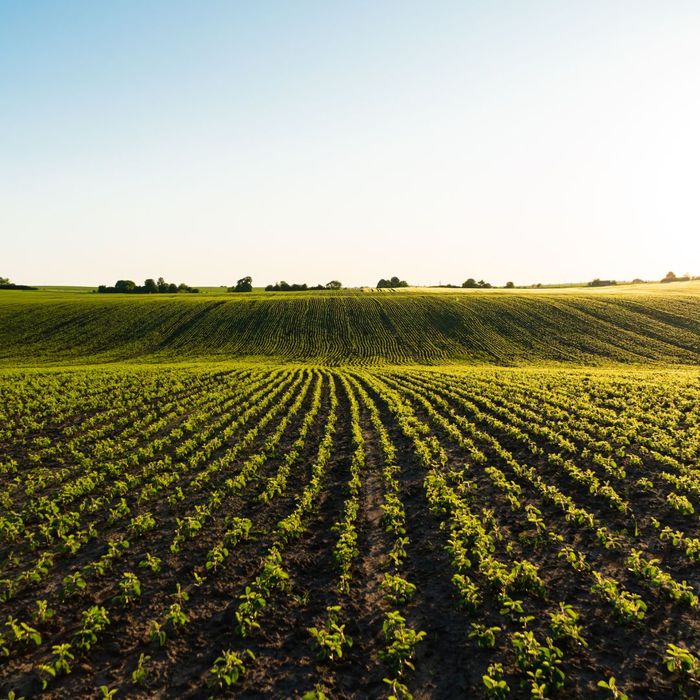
2, 283, 700, 365
0, 287, 699, 698
0, 361, 698, 699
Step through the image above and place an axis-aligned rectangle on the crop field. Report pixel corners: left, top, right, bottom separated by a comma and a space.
2, 285, 700, 365
0, 363, 698, 699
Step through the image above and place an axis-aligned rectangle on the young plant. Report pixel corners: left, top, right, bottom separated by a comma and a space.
61, 571, 87, 599
165, 603, 188, 631
208, 649, 254, 688
147, 620, 167, 647
452, 573, 480, 614
235, 587, 266, 637
382, 677, 412, 700
131, 653, 151, 686
511, 630, 565, 696
468, 624, 500, 649
380, 574, 417, 605
33, 599, 54, 623
116, 572, 142, 606
73, 606, 110, 651
667, 493, 694, 516
380, 611, 426, 674
664, 643, 699, 685
549, 603, 587, 648
308, 606, 353, 661
498, 594, 524, 620
597, 676, 629, 700
139, 553, 162, 574
5, 618, 42, 647
482, 663, 510, 699
37, 644, 74, 689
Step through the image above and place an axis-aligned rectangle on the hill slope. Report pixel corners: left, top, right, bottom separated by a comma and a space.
2, 287, 700, 365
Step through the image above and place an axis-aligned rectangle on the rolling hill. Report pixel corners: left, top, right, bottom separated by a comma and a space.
2, 284, 700, 366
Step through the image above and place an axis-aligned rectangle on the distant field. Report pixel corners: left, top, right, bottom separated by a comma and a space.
2, 283, 700, 365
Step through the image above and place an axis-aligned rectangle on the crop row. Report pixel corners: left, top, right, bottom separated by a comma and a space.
0, 364, 698, 698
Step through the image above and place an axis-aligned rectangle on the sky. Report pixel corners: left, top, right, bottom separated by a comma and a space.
1, 0, 699, 287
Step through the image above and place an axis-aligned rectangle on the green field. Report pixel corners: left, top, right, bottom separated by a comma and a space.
2, 282, 700, 365
0, 286, 698, 699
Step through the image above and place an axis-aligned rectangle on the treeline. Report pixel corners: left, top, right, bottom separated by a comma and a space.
377, 276, 408, 288
0, 276, 36, 290
265, 280, 342, 292
661, 271, 694, 284
433, 279, 510, 289
462, 278, 494, 289
587, 272, 698, 287
97, 278, 199, 294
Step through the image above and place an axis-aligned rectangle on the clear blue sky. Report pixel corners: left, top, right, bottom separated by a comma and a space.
2, 1, 698, 286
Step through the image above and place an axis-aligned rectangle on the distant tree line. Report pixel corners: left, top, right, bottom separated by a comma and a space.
0, 276, 36, 290
588, 272, 698, 286
377, 276, 409, 288
588, 278, 617, 287
431, 279, 513, 289
265, 280, 343, 292
97, 277, 199, 294
661, 271, 692, 283
462, 278, 492, 288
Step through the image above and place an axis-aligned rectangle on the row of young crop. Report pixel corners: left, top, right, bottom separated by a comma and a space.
467, 370, 700, 497
1, 368, 338, 696
2, 367, 427, 697
0, 365, 698, 698
387, 370, 698, 602
0, 369, 294, 607
401, 371, 699, 555
369, 369, 699, 697
423, 369, 700, 565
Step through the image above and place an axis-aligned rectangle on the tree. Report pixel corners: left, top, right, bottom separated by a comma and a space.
230, 276, 253, 293
377, 277, 408, 289
114, 280, 136, 293
143, 278, 158, 293
462, 278, 478, 288
505, 281, 514, 288
665, 271, 677, 280
0, 276, 9, 285
157, 277, 168, 292
325, 280, 342, 290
